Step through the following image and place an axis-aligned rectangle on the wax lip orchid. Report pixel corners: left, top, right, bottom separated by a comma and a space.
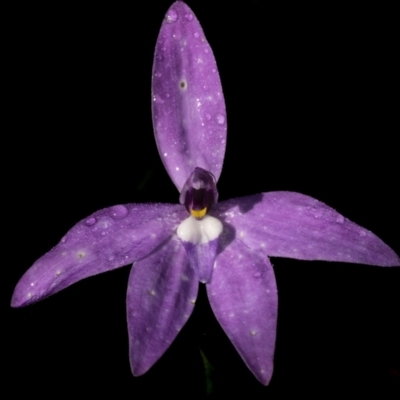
11, 1, 399, 386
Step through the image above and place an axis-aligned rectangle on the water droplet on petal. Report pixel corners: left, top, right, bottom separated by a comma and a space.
216, 114, 225, 125
194, 31, 199, 38
61, 236, 67, 243
110, 205, 128, 220
165, 9, 178, 23
153, 94, 164, 104
204, 48, 209, 54
221, 139, 226, 144
336, 215, 344, 224
254, 272, 261, 278
359, 230, 367, 237
185, 13, 193, 21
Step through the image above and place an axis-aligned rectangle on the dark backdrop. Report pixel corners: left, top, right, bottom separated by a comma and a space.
5, 1, 399, 397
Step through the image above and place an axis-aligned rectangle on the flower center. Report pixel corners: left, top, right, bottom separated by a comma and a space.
179, 167, 218, 220
177, 167, 222, 283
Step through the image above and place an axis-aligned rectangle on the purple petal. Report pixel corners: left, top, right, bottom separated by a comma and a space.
212, 192, 399, 266
11, 203, 186, 307
152, 1, 226, 191
207, 239, 277, 385
127, 235, 198, 376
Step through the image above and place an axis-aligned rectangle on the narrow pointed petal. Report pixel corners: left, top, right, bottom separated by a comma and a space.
212, 192, 399, 266
11, 203, 186, 307
127, 235, 198, 376
207, 239, 278, 385
152, 1, 226, 191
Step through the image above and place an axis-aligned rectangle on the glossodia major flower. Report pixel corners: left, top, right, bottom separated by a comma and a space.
11, 1, 399, 386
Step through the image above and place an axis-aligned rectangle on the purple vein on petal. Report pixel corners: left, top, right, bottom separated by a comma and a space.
212, 192, 399, 267
127, 235, 198, 376
152, 1, 227, 191
11, 203, 186, 307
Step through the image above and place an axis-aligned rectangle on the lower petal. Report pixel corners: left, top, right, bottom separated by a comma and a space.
127, 235, 198, 376
207, 239, 278, 385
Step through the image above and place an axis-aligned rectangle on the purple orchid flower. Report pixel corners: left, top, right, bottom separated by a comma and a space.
11, 1, 399, 386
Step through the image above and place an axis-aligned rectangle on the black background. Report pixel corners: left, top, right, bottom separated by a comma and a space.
5, 1, 399, 397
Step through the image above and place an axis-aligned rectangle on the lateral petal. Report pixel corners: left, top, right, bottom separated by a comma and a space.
11, 203, 186, 307
152, 1, 227, 191
212, 192, 399, 266
127, 235, 198, 376
207, 239, 278, 385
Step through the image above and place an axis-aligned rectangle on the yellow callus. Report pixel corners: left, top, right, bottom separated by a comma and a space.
190, 207, 207, 219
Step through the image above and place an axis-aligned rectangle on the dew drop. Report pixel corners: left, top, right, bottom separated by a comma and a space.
85, 217, 97, 226
110, 205, 128, 220
153, 94, 164, 104
359, 230, 367, 237
216, 114, 225, 125
185, 13, 193, 21
254, 272, 261, 278
156, 54, 163, 61
204, 48, 209, 54
194, 31, 199, 38
165, 9, 178, 23
61, 236, 67, 243
336, 215, 345, 224
221, 139, 226, 144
